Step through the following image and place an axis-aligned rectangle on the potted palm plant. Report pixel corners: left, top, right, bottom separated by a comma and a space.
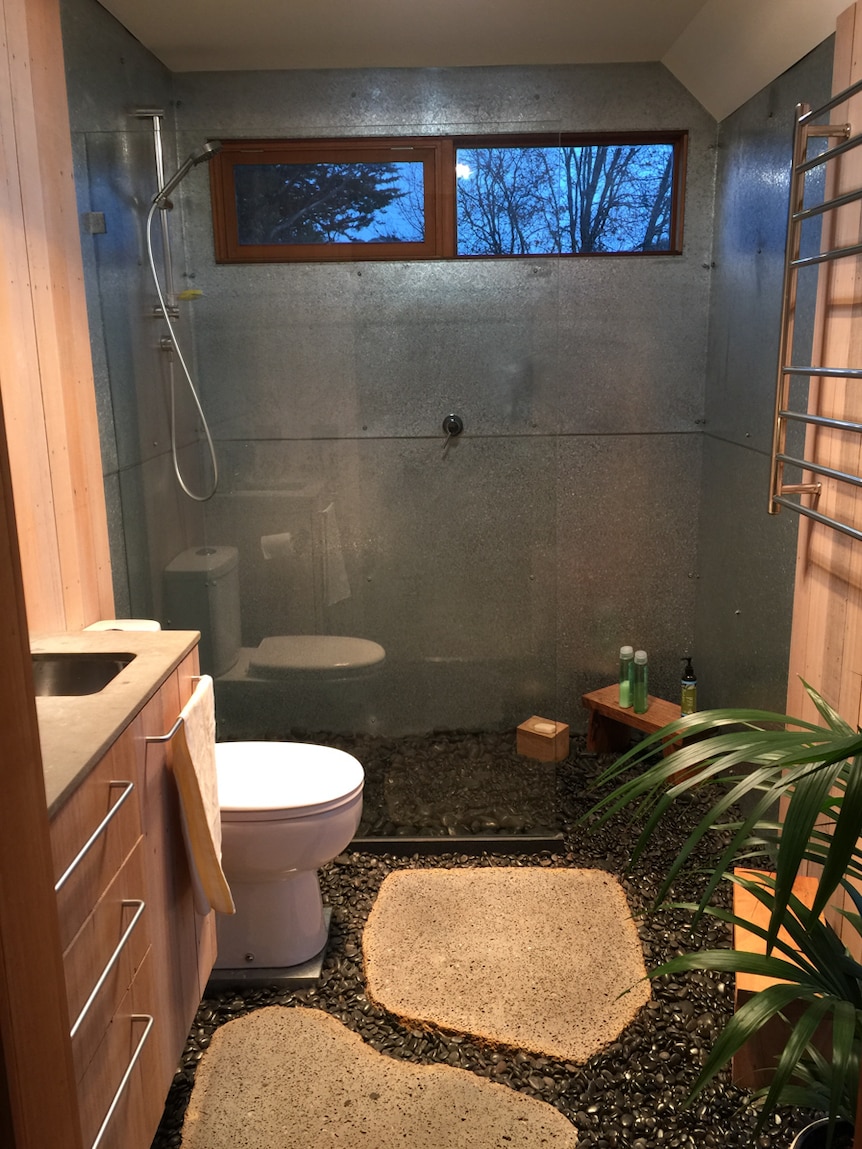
585, 681, 862, 1148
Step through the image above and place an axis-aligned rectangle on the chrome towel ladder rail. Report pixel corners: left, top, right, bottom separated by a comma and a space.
769, 78, 862, 542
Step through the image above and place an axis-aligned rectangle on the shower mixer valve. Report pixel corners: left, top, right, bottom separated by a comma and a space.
442, 413, 464, 453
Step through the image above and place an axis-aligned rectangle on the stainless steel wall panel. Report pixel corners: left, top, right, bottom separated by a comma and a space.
693, 38, 833, 711
704, 42, 833, 454
171, 59, 714, 730
695, 437, 800, 709
555, 433, 701, 716
550, 260, 709, 435
172, 62, 709, 139
62, 0, 836, 735
62, 0, 206, 622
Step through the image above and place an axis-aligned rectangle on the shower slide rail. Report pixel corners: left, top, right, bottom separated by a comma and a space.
769, 78, 862, 543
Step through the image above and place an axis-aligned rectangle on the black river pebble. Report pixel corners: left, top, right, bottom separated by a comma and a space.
150, 732, 812, 1149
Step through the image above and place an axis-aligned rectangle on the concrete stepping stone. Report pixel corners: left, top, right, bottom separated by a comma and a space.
180, 1005, 578, 1148
363, 867, 650, 1062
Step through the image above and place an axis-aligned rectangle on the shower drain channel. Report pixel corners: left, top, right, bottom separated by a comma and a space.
352, 833, 565, 856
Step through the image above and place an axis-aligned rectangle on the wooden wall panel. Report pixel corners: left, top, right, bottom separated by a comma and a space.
787, 3, 862, 726
0, 387, 82, 1146
785, 2, 862, 951
0, 0, 63, 623
0, 0, 113, 634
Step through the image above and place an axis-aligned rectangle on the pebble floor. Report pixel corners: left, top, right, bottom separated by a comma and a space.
150, 735, 811, 1149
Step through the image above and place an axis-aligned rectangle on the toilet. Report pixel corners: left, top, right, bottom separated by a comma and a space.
163, 544, 386, 735
213, 740, 364, 969
87, 614, 366, 970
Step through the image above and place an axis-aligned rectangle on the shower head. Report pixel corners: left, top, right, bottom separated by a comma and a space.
153, 140, 222, 206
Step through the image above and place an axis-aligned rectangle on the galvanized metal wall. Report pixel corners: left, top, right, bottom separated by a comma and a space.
694, 39, 833, 711
61, 0, 207, 622
61, 0, 833, 734
170, 64, 715, 733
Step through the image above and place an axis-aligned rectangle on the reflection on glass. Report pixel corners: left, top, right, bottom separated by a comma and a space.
456, 143, 675, 255
235, 161, 426, 245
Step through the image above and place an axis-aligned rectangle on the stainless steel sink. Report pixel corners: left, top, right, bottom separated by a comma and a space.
31, 652, 135, 696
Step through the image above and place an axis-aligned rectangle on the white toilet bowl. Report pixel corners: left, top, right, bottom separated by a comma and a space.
213, 741, 364, 969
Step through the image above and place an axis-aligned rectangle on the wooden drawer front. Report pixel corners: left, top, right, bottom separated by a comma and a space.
76, 949, 163, 1149
65, 840, 148, 1080
52, 732, 142, 950
177, 650, 200, 709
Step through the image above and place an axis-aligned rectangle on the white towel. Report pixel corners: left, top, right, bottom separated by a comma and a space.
321, 502, 351, 606
173, 676, 235, 916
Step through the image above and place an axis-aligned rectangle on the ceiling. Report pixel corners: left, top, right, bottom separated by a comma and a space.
95, 0, 846, 121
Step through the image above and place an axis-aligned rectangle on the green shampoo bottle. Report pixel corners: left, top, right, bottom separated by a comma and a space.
633, 650, 649, 714
618, 645, 634, 708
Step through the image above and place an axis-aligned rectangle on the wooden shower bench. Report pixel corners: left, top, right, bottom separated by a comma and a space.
582, 683, 681, 755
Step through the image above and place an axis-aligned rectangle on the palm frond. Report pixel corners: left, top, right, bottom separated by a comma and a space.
583, 680, 862, 1128
753, 996, 835, 1127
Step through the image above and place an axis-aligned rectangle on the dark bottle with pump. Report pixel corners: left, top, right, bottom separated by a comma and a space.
681, 656, 697, 716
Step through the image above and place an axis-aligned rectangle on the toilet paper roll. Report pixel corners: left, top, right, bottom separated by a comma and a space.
260, 532, 294, 560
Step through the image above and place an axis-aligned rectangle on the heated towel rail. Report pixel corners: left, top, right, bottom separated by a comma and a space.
769, 78, 862, 542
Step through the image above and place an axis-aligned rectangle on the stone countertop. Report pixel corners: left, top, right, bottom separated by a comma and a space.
33, 630, 200, 815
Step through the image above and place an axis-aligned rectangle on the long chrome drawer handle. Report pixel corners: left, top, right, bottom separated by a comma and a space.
54, 780, 135, 893
145, 713, 184, 744
91, 1013, 154, 1149
70, 899, 146, 1039
144, 678, 204, 746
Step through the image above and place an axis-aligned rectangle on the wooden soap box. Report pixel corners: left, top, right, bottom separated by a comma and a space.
516, 716, 570, 761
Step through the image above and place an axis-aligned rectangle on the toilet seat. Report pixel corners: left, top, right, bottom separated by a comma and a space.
217, 741, 364, 822
248, 635, 386, 680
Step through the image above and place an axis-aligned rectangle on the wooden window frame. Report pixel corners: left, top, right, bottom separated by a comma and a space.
210, 137, 455, 262
454, 131, 688, 258
210, 132, 687, 264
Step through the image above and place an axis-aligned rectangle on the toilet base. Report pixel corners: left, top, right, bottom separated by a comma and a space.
214, 868, 328, 969
208, 909, 331, 989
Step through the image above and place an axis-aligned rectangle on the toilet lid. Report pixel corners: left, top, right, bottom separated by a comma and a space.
216, 741, 364, 821
248, 635, 386, 679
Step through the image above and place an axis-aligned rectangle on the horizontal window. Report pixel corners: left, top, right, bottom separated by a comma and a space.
211, 138, 452, 262
210, 133, 686, 263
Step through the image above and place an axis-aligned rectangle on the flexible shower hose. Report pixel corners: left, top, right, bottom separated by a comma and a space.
145, 198, 219, 501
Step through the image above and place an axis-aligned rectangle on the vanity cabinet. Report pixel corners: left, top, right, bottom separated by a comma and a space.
49, 650, 214, 1149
